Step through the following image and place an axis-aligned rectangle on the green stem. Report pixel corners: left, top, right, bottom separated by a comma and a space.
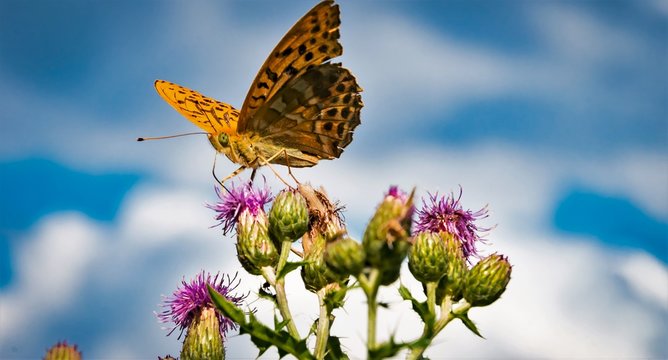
261, 266, 301, 339
314, 288, 330, 360
406, 298, 472, 360
426, 282, 437, 317
359, 269, 381, 352
277, 239, 293, 274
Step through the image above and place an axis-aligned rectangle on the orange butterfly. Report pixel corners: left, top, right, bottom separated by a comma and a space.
151, 0, 362, 183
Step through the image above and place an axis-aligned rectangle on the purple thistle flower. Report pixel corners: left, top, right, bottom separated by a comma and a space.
415, 188, 489, 259
387, 185, 407, 202
158, 271, 246, 339
207, 181, 273, 234
386, 185, 415, 219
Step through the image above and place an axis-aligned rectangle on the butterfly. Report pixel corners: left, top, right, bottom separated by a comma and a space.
152, 0, 363, 183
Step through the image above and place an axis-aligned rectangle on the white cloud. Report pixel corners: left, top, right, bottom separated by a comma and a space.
0, 213, 101, 342
618, 251, 668, 310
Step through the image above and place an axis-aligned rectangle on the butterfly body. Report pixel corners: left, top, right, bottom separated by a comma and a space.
154, 1, 362, 179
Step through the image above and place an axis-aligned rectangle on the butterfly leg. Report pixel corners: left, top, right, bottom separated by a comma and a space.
281, 149, 301, 185
220, 165, 247, 185
258, 151, 294, 188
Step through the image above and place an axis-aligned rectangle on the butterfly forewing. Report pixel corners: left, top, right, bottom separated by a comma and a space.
238, 0, 343, 132
254, 63, 363, 160
154, 80, 239, 135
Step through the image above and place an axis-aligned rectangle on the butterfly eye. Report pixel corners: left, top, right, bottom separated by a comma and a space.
218, 133, 230, 147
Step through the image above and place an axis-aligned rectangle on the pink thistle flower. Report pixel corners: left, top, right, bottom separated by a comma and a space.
207, 182, 273, 234
158, 271, 246, 339
415, 188, 489, 259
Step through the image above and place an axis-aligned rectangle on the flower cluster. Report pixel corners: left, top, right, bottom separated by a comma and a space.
145, 181, 511, 360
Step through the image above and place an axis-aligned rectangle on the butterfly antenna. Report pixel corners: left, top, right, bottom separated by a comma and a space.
212, 154, 231, 194
137, 132, 208, 141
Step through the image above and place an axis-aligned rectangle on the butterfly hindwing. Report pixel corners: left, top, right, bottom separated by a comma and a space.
154, 80, 239, 135
253, 63, 363, 160
238, 0, 343, 132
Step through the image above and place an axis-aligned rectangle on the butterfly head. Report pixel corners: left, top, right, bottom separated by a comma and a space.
209, 132, 232, 155
208, 132, 253, 167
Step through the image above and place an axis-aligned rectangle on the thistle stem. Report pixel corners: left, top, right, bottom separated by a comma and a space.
314, 288, 330, 360
261, 265, 300, 339
407, 298, 471, 360
359, 269, 381, 352
277, 239, 292, 274
426, 282, 437, 316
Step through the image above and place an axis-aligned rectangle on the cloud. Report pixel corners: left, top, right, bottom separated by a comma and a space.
617, 251, 668, 310
0, 213, 100, 344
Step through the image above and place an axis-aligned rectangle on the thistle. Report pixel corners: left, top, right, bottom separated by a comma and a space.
435, 232, 468, 303
408, 232, 448, 283
268, 188, 309, 243
463, 254, 512, 307
209, 182, 278, 275
363, 186, 414, 285
158, 272, 245, 359
208, 182, 273, 235
325, 237, 366, 277
302, 233, 346, 292
415, 188, 489, 259
295, 184, 349, 292
44, 341, 81, 360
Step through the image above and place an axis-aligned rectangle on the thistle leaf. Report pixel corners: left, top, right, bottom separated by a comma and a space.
207, 285, 315, 359
277, 261, 309, 280
453, 312, 484, 338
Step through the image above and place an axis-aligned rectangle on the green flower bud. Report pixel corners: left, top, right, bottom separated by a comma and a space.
181, 307, 225, 360
325, 238, 366, 276
301, 234, 345, 292
463, 253, 512, 307
408, 232, 448, 283
236, 210, 278, 275
44, 341, 82, 360
363, 187, 414, 270
436, 232, 468, 303
268, 189, 309, 243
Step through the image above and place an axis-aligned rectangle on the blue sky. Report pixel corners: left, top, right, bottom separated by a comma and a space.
1, 0, 666, 358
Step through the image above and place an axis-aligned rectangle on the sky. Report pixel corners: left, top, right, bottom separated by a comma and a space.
0, 0, 666, 358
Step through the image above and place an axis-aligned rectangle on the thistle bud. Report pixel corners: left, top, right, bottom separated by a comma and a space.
297, 184, 346, 253
268, 189, 309, 243
408, 232, 448, 283
362, 187, 414, 285
435, 232, 468, 302
325, 238, 366, 276
301, 233, 344, 292
181, 307, 225, 360
363, 186, 414, 265
44, 341, 82, 360
236, 210, 278, 275
463, 254, 511, 307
